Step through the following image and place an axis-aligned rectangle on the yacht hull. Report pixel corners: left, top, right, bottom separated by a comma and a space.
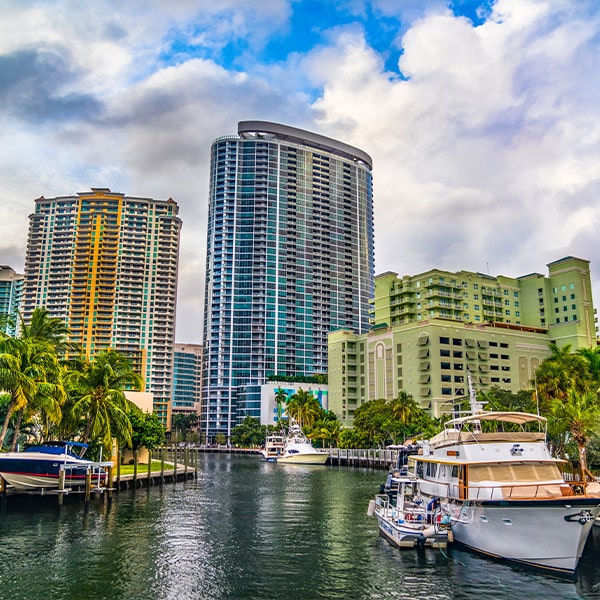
276, 453, 329, 465
448, 498, 600, 574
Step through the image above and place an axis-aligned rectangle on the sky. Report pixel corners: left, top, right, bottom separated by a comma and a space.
1, 0, 600, 344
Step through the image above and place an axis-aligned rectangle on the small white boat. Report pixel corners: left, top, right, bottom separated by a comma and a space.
266, 420, 329, 465
370, 476, 451, 549
261, 434, 286, 462
0, 441, 111, 490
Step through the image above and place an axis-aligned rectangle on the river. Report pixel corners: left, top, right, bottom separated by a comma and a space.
0, 454, 599, 600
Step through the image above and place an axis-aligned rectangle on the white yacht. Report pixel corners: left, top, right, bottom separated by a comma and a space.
405, 381, 600, 574
274, 420, 329, 465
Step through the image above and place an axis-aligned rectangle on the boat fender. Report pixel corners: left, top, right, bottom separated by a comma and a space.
447, 530, 454, 543
423, 525, 436, 538
367, 499, 375, 517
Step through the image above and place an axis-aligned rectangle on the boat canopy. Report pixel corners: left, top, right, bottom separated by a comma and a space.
24, 441, 89, 457
445, 411, 547, 428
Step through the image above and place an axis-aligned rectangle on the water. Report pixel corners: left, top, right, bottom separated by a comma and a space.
0, 454, 599, 600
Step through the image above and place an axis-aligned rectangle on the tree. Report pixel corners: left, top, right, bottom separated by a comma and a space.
18, 307, 79, 356
66, 350, 143, 452
274, 388, 288, 423
534, 342, 591, 410
130, 411, 165, 451
0, 337, 64, 449
549, 389, 600, 480
308, 416, 342, 448
286, 388, 322, 428
577, 346, 600, 383
171, 413, 200, 442
390, 391, 420, 427
231, 416, 267, 447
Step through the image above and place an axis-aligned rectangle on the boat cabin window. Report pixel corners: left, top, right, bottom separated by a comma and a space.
425, 462, 437, 478
468, 462, 562, 482
451, 465, 459, 478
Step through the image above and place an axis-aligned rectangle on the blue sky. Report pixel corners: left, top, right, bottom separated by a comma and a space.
1, 0, 600, 342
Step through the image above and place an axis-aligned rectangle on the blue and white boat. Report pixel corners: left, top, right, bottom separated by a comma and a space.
0, 441, 111, 490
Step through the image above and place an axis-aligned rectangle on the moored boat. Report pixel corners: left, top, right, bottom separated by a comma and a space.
261, 434, 286, 462
370, 475, 451, 549
405, 374, 600, 575
0, 441, 112, 490
268, 420, 329, 465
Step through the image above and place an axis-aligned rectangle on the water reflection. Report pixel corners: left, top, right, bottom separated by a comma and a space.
0, 456, 597, 599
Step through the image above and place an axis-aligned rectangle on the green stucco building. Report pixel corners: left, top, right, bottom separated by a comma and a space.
328, 257, 597, 423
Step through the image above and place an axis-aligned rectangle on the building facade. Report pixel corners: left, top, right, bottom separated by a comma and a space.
0, 265, 24, 337
202, 121, 374, 440
329, 257, 597, 423
172, 343, 203, 415
22, 188, 181, 426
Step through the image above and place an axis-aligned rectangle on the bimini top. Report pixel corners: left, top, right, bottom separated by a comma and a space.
428, 411, 548, 449
237, 120, 373, 170
446, 411, 547, 428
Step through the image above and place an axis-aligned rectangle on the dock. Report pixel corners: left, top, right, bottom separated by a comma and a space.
0, 445, 396, 508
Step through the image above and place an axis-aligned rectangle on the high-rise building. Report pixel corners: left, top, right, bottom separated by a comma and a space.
172, 343, 203, 415
329, 256, 597, 423
0, 265, 24, 337
202, 121, 374, 440
22, 188, 181, 426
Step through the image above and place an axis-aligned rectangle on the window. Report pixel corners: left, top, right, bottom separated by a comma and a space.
453, 338, 462, 346
440, 336, 450, 344
440, 349, 450, 357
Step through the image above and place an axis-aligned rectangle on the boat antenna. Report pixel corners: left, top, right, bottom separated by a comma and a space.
467, 370, 484, 414
467, 370, 483, 434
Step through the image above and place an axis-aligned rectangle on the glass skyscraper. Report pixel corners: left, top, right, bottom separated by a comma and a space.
202, 121, 374, 440
0, 265, 24, 337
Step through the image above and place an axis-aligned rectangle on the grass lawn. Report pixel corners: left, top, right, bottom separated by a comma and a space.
116, 461, 170, 475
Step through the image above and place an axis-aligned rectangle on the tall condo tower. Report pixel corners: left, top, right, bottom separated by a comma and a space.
202, 121, 374, 440
22, 188, 181, 425
0, 265, 24, 337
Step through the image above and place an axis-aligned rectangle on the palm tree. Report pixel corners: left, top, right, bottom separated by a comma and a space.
391, 391, 420, 426
274, 388, 288, 423
286, 388, 322, 429
0, 336, 64, 449
66, 350, 143, 451
549, 389, 600, 481
534, 342, 591, 410
577, 346, 600, 383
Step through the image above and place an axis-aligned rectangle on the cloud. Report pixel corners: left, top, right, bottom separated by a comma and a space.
0, 0, 599, 342
307, 0, 600, 290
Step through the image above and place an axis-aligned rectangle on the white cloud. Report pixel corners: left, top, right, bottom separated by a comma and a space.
1, 0, 600, 341
306, 0, 600, 293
